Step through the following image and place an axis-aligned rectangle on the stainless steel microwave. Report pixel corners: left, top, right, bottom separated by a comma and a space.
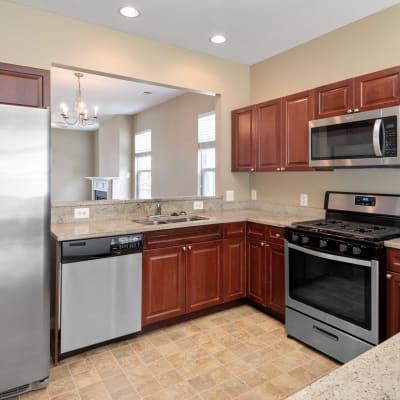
309, 106, 400, 168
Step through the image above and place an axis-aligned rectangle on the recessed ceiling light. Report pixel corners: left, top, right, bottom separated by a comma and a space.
210, 34, 227, 44
119, 6, 140, 18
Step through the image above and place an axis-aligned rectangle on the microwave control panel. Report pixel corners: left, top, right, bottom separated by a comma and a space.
383, 119, 397, 157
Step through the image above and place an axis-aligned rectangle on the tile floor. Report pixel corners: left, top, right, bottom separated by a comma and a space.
19, 305, 339, 400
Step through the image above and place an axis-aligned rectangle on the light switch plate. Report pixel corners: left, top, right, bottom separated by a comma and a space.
193, 200, 204, 210
300, 193, 308, 207
226, 190, 234, 202
74, 207, 90, 219
251, 189, 257, 201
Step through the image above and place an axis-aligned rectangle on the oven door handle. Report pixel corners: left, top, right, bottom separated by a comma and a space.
287, 242, 372, 267
372, 118, 383, 157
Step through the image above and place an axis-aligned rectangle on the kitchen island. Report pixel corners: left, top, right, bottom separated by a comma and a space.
287, 333, 400, 400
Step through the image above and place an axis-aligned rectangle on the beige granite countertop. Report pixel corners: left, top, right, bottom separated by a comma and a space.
384, 237, 400, 249
51, 209, 313, 241
287, 333, 400, 400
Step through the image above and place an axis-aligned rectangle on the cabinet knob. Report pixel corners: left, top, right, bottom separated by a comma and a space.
386, 273, 392, 280
276, 168, 280, 171
281, 167, 285, 171
261, 242, 265, 246
250, 168, 254, 172
182, 246, 187, 251
354, 108, 360, 112
187, 245, 192, 250
274, 233, 281, 238
347, 109, 353, 113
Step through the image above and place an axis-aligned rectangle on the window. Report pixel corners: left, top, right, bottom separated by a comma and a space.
198, 112, 216, 196
134, 130, 151, 199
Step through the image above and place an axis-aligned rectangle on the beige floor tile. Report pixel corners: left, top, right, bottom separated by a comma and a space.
110, 387, 140, 400
237, 368, 267, 388
156, 369, 184, 388
73, 369, 102, 389
200, 377, 249, 400
79, 382, 112, 400
137, 348, 162, 364
102, 373, 132, 394
68, 360, 93, 377
49, 390, 81, 400
49, 365, 71, 382
250, 381, 285, 400
147, 357, 174, 377
164, 381, 197, 399
47, 376, 76, 398
131, 376, 161, 397
20, 389, 50, 400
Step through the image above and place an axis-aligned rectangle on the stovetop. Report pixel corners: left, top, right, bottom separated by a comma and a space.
294, 219, 400, 241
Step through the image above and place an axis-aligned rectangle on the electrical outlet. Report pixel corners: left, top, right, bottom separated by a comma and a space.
251, 189, 257, 201
226, 190, 234, 202
193, 200, 204, 210
74, 207, 90, 219
300, 193, 308, 207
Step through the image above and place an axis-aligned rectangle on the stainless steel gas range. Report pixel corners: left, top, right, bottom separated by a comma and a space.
285, 191, 400, 363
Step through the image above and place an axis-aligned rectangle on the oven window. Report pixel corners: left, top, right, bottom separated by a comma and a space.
288, 248, 371, 330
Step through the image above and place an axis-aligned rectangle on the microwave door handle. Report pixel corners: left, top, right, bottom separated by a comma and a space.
373, 119, 383, 157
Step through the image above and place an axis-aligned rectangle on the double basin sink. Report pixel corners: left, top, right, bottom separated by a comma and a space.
135, 215, 209, 226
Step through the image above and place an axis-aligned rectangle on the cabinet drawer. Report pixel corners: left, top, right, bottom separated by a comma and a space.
144, 224, 222, 250
247, 222, 267, 241
223, 222, 246, 238
268, 226, 285, 245
387, 248, 400, 273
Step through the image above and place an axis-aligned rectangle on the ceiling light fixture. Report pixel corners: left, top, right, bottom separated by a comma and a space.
60, 72, 98, 128
119, 6, 140, 18
210, 34, 227, 44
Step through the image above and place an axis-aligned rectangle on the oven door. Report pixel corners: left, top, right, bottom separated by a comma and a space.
285, 242, 379, 344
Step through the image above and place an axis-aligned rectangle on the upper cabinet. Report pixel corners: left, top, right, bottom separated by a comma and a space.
231, 91, 313, 172
282, 90, 314, 171
315, 66, 400, 119
0, 62, 50, 108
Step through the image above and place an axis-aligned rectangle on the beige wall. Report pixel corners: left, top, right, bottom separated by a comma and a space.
0, 0, 250, 201
250, 4, 400, 208
51, 129, 95, 201
132, 92, 216, 198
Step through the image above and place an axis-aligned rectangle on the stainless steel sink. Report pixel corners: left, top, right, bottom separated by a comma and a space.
134, 215, 209, 225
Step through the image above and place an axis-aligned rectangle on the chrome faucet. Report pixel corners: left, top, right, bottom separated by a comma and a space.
156, 203, 162, 216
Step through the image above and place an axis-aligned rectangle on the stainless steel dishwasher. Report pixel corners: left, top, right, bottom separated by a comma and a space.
60, 234, 142, 356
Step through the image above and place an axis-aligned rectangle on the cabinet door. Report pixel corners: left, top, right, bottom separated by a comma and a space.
267, 243, 285, 318
355, 66, 400, 111
142, 246, 186, 325
0, 62, 50, 108
246, 238, 267, 306
231, 106, 256, 171
222, 238, 246, 302
315, 79, 354, 119
282, 90, 314, 171
256, 99, 282, 171
386, 270, 400, 338
187, 241, 222, 312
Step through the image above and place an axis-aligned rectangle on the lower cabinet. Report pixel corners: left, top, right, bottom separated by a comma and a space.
247, 237, 267, 306
222, 237, 246, 302
142, 246, 186, 325
386, 270, 400, 338
187, 241, 222, 312
267, 243, 285, 316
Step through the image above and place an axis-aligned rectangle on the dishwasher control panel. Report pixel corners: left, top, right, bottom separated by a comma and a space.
62, 234, 143, 262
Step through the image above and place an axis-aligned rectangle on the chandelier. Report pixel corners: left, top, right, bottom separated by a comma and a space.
60, 72, 98, 127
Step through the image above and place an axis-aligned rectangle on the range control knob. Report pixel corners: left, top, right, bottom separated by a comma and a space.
352, 246, 362, 256
319, 240, 327, 248
292, 233, 299, 242
339, 244, 348, 253
301, 236, 310, 244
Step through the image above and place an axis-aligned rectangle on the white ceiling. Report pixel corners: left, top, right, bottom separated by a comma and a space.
51, 67, 188, 131
7, 0, 400, 65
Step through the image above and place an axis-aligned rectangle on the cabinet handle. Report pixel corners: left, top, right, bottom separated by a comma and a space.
250, 168, 254, 172
281, 167, 285, 171
187, 245, 192, 250
354, 108, 360, 112
276, 168, 280, 171
182, 246, 187, 251
274, 233, 281, 238
347, 109, 353, 113
386, 273, 392, 280
261, 242, 265, 246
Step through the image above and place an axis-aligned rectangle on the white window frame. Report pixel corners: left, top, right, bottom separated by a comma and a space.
134, 129, 152, 199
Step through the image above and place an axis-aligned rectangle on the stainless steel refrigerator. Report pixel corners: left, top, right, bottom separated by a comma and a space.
0, 104, 50, 398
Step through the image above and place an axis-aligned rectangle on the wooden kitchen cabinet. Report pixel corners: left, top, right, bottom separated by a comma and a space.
142, 225, 223, 325
0, 62, 50, 108
315, 66, 400, 118
247, 237, 267, 306
386, 248, 400, 338
267, 243, 285, 316
282, 90, 314, 171
187, 240, 223, 312
222, 222, 246, 302
231, 106, 256, 171
142, 246, 186, 325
